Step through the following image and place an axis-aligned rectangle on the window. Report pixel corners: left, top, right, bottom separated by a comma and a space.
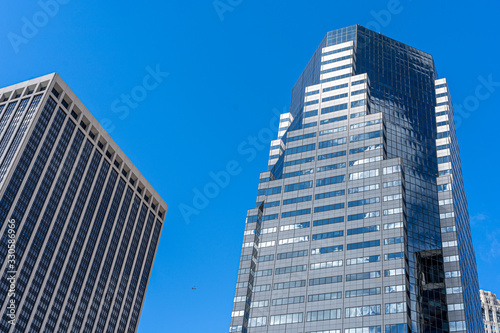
349, 184, 379, 194
321, 103, 348, 114
320, 126, 347, 136
321, 54, 353, 65
314, 203, 344, 213
318, 150, 346, 160
383, 165, 401, 174
281, 208, 311, 218
318, 137, 347, 148
310, 260, 342, 270
304, 109, 318, 117
352, 78, 367, 85
312, 230, 343, 240
445, 271, 461, 278
438, 156, 451, 164
274, 280, 306, 290
323, 83, 348, 92
350, 118, 382, 129
262, 214, 278, 221
384, 208, 403, 215
306, 309, 341, 322
270, 313, 303, 325
320, 115, 347, 124
351, 99, 367, 107
351, 88, 367, 96
253, 284, 270, 292
347, 240, 380, 250
384, 268, 405, 277
320, 63, 352, 75
317, 162, 346, 172
313, 216, 344, 226
248, 317, 266, 327
440, 212, 455, 219
351, 111, 367, 118
346, 327, 381, 333
280, 222, 309, 231
348, 197, 379, 207
345, 271, 380, 281
305, 90, 319, 96
303, 121, 317, 128
385, 324, 407, 333
256, 254, 274, 262
384, 193, 402, 201
384, 237, 404, 245
285, 156, 314, 167
345, 305, 381, 318
264, 201, 280, 208
272, 296, 304, 306
287, 132, 316, 142
322, 45, 353, 56
311, 245, 343, 255
308, 292, 342, 302
345, 287, 380, 298
349, 155, 383, 166
446, 287, 463, 295
316, 175, 345, 186
257, 186, 281, 196
346, 255, 380, 266
304, 99, 319, 106
438, 184, 451, 192
285, 143, 315, 155
283, 195, 311, 205
349, 169, 379, 180
309, 275, 342, 286
275, 265, 306, 275
350, 130, 382, 143
322, 93, 348, 103
383, 180, 402, 188
315, 189, 345, 200
385, 252, 405, 260
278, 236, 308, 245
277, 250, 307, 260
285, 181, 312, 192
347, 225, 379, 235
385, 285, 406, 293
254, 269, 272, 277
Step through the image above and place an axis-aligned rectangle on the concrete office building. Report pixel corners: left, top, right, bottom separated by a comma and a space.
0, 73, 166, 332
481, 290, 500, 333
230, 25, 482, 333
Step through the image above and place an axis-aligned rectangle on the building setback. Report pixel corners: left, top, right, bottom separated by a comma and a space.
0, 73, 166, 333
230, 25, 482, 333
481, 290, 500, 333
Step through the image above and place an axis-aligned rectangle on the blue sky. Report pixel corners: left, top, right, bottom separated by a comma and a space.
1, 1, 499, 332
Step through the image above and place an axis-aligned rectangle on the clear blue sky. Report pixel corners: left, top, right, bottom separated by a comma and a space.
1, 1, 499, 332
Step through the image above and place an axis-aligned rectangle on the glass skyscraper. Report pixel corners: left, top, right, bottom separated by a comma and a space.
0, 73, 166, 332
230, 25, 482, 333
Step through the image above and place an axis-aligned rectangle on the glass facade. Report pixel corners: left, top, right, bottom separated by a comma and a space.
230, 25, 481, 333
0, 74, 166, 333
